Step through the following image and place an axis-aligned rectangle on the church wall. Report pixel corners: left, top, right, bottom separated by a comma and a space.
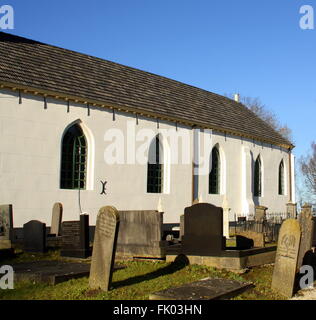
0, 90, 193, 227
0, 89, 293, 227
198, 130, 291, 220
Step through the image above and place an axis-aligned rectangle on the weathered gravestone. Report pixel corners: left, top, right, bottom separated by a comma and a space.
89, 206, 120, 291
297, 204, 314, 269
23, 220, 46, 253
222, 197, 230, 239
116, 210, 165, 258
50, 203, 63, 236
182, 203, 225, 256
0, 205, 13, 250
287, 202, 297, 219
255, 206, 268, 222
60, 214, 90, 258
180, 215, 184, 241
271, 219, 301, 298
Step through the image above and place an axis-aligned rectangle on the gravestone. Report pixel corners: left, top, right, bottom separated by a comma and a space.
23, 220, 46, 253
255, 206, 268, 221
116, 210, 165, 258
236, 235, 254, 250
180, 215, 184, 241
286, 202, 297, 219
312, 216, 316, 247
182, 203, 225, 256
271, 219, 301, 298
50, 203, 63, 236
222, 197, 230, 239
60, 214, 90, 258
89, 206, 120, 291
0, 205, 13, 250
297, 204, 314, 269
236, 231, 265, 248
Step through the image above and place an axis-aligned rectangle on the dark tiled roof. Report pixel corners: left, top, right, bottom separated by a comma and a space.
0, 32, 292, 147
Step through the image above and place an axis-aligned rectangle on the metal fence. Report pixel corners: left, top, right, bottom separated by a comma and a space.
231, 212, 288, 243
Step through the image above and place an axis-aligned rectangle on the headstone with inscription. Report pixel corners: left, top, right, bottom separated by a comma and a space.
60, 214, 91, 258
23, 220, 46, 253
50, 203, 63, 236
271, 219, 301, 298
116, 210, 164, 258
89, 206, 120, 291
182, 203, 225, 256
297, 204, 314, 269
0, 205, 13, 250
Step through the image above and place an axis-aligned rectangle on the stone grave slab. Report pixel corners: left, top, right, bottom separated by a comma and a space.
23, 220, 46, 253
61, 214, 91, 258
89, 206, 120, 291
149, 277, 254, 300
50, 202, 63, 236
182, 203, 225, 256
271, 219, 301, 298
0, 204, 13, 250
12, 260, 125, 285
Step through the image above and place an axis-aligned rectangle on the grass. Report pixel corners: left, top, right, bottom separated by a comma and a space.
0, 250, 286, 300
233, 265, 286, 300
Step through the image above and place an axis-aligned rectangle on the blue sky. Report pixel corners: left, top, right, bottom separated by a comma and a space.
2, 0, 315, 164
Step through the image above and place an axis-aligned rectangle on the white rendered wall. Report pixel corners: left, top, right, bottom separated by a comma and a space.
0, 90, 193, 227
198, 131, 291, 220
0, 90, 293, 227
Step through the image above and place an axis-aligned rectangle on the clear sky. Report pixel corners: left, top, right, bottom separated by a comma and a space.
2, 0, 315, 163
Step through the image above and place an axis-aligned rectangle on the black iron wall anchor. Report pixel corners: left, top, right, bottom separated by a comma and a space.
100, 180, 107, 195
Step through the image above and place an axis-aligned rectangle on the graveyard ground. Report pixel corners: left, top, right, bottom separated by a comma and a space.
0, 249, 287, 300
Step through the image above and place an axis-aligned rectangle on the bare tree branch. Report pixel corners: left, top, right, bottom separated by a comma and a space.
300, 142, 316, 197
225, 94, 293, 142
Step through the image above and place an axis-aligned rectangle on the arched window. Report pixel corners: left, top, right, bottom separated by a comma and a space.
60, 123, 87, 189
278, 160, 285, 195
147, 135, 163, 193
209, 147, 220, 194
254, 156, 262, 197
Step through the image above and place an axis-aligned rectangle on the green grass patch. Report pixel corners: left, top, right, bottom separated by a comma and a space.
0, 250, 284, 300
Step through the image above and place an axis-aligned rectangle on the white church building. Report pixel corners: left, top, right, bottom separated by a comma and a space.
0, 32, 295, 227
